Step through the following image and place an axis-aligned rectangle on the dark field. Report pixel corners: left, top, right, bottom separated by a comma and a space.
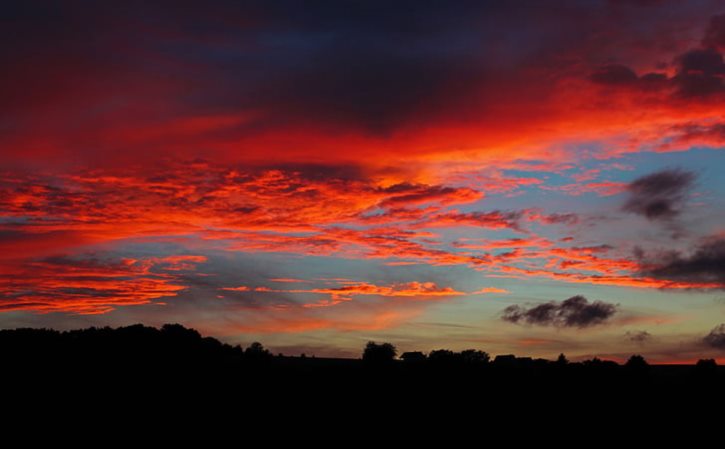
2, 324, 722, 448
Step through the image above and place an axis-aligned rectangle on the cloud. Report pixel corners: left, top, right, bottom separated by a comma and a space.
527, 212, 580, 226
674, 48, 725, 98
656, 122, 725, 152
541, 181, 627, 197
220, 286, 251, 292
589, 64, 639, 85
268, 278, 310, 283
638, 237, 725, 288
220, 280, 465, 308
452, 237, 553, 250
703, 324, 725, 350
0, 255, 206, 314
622, 169, 695, 221
703, 13, 725, 51
588, 64, 668, 91
588, 15, 725, 99
1, 6, 724, 335
498, 264, 716, 289
625, 330, 652, 344
0, 165, 487, 253
470, 287, 509, 295
421, 210, 525, 230
502, 295, 618, 328
378, 183, 483, 208
1, 1, 721, 175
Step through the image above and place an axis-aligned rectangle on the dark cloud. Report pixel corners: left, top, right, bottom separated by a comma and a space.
674, 48, 725, 98
263, 163, 368, 182
639, 237, 725, 288
625, 330, 652, 344
622, 168, 695, 221
538, 213, 580, 226
702, 13, 725, 51
589, 64, 639, 85
702, 324, 725, 349
3, 0, 713, 152
589, 14, 725, 98
425, 210, 526, 231
589, 63, 670, 91
589, 48, 725, 98
502, 295, 617, 328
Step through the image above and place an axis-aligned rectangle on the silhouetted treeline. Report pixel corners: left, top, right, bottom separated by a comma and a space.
1, 324, 722, 448
0, 323, 264, 369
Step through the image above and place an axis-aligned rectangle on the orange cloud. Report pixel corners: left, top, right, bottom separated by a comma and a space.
0, 155, 719, 314
453, 237, 553, 250
496, 265, 719, 289
221, 280, 466, 308
0, 255, 206, 314
227, 308, 419, 334
470, 287, 510, 295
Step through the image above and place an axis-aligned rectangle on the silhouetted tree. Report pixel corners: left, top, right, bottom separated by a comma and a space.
428, 349, 456, 364
245, 341, 272, 360
624, 354, 649, 376
461, 349, 490, 365
362, 341, 397, 364
556, 353, 569, 365
162, 323, 201, 340
625, 354, 648, 369
696, 358, 717, 368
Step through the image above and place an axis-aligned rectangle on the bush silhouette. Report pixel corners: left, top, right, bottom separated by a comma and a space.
625, 354, 649, 368
362, 341, 396, 364
695, 358, 717, 375
400, 351, 427, 362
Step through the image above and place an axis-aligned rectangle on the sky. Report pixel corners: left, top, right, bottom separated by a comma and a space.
1, 0, 724, 362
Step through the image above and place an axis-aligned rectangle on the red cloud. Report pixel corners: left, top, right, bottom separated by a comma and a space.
378, 183, 483, 208
2, 9, 723, 321
453, 237, 553, 250
0, 255, 206, 314
4, 162, 714, 297
420, 210, 524, 230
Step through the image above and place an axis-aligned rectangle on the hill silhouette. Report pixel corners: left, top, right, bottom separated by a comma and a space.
1, 324, 722, 448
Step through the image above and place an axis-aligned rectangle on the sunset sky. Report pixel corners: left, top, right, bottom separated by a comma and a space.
2, 0, 724, 362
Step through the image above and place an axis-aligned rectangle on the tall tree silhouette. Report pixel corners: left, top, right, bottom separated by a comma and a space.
556, 353, 569, 366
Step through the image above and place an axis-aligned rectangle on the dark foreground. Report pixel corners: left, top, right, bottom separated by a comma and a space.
2, 325, 723, 448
